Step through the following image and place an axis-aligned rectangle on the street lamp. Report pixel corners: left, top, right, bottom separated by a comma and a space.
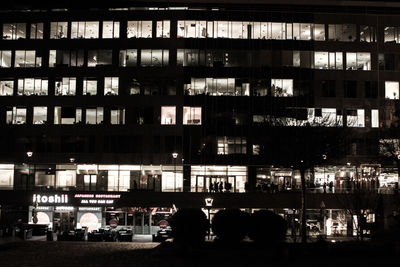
172, 153, 178, 192
205, 197, 214, 240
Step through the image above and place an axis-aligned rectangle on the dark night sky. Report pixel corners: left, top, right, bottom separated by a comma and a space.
2, 0, 400, 10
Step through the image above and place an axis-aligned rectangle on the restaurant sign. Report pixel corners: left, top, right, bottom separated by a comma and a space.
74, 194, 121, 205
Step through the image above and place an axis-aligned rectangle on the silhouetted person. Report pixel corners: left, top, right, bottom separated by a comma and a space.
219, 182, 223, 192
329, 181, 333, 192
214, 182, 219, 193
245, 182, 249, 192
209, 182, 214, 193
262, 183, 267, 192
323, 182, 327, 193
133, 180, 138, 190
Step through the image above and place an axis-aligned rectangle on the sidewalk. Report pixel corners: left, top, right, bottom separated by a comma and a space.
0, 236, 22, 245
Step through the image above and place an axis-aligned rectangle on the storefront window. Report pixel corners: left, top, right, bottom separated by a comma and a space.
162, 172, 183, 192
190, 165, 247, 193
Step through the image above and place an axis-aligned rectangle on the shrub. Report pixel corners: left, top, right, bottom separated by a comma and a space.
170, 208, 209, 246
248, 210, 287, 243
212, 209, 250, 243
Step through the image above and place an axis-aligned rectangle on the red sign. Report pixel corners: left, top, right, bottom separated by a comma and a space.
159, 220, 168, 228
109, 219, 118, 228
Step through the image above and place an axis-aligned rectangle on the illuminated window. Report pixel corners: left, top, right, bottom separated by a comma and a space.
104, 77, 119, 95
119, 49, 137, 67
346, 52, 370, 70
0, 80, 13, 96
385, 81, 399, 99
55, 78, 76, 96
111, 108, 125, 125
271, 79, 293, 97
2, 23, 26, 40
54, 107, 82, 125
217, 137, 246, 154
33, 107, 47, 124
328, 24, 356, 42
0, 164, 14, 189
88, 50, 112, 67
0, 50, 12, 67
156, 20, 170, 38
140, 49, 169, 66
71, 21, 99, 39
161, 106, 176, 125
6, 107, 26, 124
14, 50, 41, 68
183, 107, 201, 125
18, 78, 48, 96
50, 22, 68, 39
83, 79, 97, 95
49, 50, 84, 67
30, 23, 43, 39
86, 107, 103, 124
371, 109, 379, 128
346, 109, 365, 127
102, 21, 120, 38
127, 21, 152, 38
360, 25, 376, 42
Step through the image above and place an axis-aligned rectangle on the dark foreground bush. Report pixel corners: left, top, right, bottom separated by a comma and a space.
248, 210, 287, 243
212, 209, 250, 243
170, 208, 209, 246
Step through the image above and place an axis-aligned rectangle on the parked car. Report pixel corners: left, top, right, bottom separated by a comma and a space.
152, 226, 172, 242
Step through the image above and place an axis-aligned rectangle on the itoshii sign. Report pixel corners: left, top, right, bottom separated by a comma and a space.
32, 194, 69, 204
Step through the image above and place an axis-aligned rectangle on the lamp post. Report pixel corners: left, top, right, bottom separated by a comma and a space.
172, 152, 178, 192
205, 197, 213, 240
27, 151, 33, 189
